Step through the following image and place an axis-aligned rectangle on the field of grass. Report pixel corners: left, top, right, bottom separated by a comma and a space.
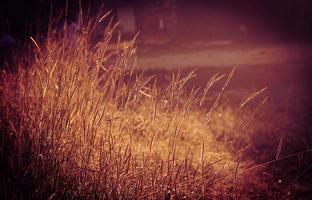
0, 12, 311, 199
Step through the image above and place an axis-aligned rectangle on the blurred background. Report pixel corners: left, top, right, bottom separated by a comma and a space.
1, 0, 312, 96
1, 0, 312, 69
1, 0, 312, 105
1, 0, 312, 41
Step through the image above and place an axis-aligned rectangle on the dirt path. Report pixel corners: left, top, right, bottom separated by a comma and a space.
136, 42, 312, 69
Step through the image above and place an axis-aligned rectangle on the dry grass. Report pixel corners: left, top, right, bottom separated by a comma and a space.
0, 12, 290, 199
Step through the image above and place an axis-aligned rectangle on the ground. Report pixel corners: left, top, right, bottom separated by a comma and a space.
134, 36, 312, 198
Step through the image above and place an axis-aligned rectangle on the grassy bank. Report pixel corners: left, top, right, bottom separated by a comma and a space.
0, 12, 311, 199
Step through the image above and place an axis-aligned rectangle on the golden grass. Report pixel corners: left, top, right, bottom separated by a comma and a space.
0, 12, 268, 199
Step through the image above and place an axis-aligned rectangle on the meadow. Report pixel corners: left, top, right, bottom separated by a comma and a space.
0, 12, 311, 199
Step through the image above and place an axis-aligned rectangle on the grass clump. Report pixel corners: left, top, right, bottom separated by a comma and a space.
0, 12, 268, 199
